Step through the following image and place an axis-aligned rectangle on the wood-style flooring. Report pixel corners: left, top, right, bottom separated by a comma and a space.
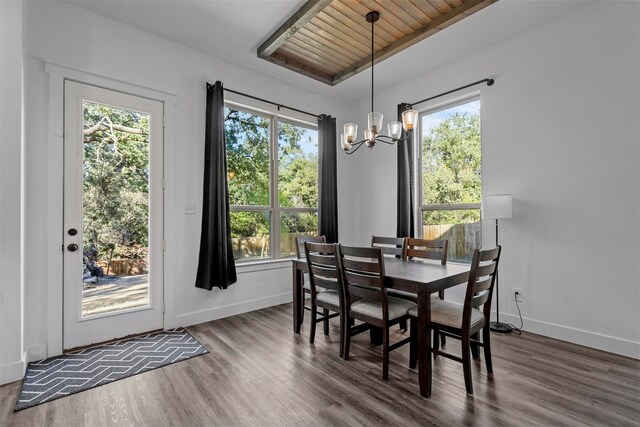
1, 303, 638, 426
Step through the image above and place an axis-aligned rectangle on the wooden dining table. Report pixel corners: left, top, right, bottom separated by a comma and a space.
292, 256, 471, 398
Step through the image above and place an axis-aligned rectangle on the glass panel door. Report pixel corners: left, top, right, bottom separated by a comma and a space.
63, 81, 164, 349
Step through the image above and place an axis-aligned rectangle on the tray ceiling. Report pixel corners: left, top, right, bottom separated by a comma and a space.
258, 0, 498, 86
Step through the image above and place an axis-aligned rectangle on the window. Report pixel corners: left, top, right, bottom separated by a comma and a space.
419, 98, 481, 262
225, 104, 318, 261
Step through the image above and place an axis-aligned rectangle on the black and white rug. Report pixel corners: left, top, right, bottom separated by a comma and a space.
15, 328, 208, 411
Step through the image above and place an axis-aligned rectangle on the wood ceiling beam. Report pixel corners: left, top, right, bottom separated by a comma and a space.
332, 0, 497, 84
262, 51, 335, 86
257, 0, 334, 59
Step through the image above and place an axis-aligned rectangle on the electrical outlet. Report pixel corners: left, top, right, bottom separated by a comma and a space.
512, 288, 523, 302
183, 203, 196, 215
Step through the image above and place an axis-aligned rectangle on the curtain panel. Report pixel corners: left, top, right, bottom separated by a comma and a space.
195, 81, 237, 290
396, 103, 415, 238
318, 114, 339, 243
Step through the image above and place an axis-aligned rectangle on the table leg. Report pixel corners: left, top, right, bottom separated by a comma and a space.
417, 287, 432, 397
292, 262, 303, 333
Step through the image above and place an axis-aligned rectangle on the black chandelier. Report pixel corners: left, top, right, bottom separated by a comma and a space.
341, 11, 418, 155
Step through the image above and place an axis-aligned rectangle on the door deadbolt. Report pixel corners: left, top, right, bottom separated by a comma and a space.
68, 228, 78, 236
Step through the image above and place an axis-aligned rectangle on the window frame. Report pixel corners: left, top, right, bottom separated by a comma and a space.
415, 95, 482, 262
225, 101, 319, 263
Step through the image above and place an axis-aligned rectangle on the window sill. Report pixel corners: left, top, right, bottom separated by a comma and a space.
235, 258, 295, 274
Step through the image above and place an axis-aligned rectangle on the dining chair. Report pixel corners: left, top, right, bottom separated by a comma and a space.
304, 242, 344, 356
387, 238, 449, 337
403, 238, 449, 300
295, 235, 326, 326
408, 246, 502, 395
338, 245, 415, 380
371, 235, 406, 258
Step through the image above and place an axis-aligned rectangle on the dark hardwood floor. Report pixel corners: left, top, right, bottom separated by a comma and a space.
1, 303, 638, 426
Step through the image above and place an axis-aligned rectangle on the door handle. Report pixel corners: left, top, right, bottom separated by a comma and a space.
67, 243, 79, 252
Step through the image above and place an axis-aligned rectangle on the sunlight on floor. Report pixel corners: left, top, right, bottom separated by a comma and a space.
82, 274, 149, 317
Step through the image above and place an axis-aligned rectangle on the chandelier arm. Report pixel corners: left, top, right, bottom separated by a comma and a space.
378, 138, 396, 145
345, 140, 367, 155
375, 132, 413, 143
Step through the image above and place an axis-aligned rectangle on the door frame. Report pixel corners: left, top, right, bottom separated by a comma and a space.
45, 63, 178, 356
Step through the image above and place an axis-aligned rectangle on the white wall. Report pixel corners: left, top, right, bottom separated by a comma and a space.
0, 0, 25, 384
0, 0, 347, 384
338, 1, 640, 357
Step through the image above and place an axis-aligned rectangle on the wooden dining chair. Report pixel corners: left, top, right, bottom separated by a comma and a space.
408, 246, 502, 395
295, 235, 326, 325
338, 245, 415, 380
403, 238, 449, 300
371, 235, 406, 258
387, 238, 449, 337
304, 242, 344, 356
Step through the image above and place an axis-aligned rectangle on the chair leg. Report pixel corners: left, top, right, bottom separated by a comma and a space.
343, 316, 352, 360
471, 332, 480, 358
399, 318, 407, 332
300, 290, 306, 325
382, 326, 390, 380
438, 292, 446, 346
339, 314, 345, 358
432, 327, 440, 356
409, 317, 418, 369
309, 304, 317, 344
483, 325, 493, 373
323, 308, 330, 335
462, 333, 473, 394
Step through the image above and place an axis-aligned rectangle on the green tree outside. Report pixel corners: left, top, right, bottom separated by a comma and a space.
83, 102, 150, 265
422, 111, 481, 225
225, 107, 318, 259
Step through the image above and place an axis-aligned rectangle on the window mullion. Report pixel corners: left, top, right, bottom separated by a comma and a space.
271, 115, 279, 259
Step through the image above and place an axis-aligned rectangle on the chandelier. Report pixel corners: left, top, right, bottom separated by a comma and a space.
341, 11, 419, 155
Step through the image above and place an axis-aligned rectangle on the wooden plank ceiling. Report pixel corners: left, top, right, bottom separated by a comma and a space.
258, 0, 497, 86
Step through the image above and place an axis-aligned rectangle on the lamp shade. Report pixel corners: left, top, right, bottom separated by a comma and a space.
482, 194, 512, 219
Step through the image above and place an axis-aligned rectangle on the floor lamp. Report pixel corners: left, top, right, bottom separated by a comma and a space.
482, 194, 513, 333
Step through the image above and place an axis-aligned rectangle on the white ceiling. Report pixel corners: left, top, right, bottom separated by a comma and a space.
63, 0, 593, 104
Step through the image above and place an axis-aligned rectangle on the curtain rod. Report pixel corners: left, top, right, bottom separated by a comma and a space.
216, 84, 320, 119
408, 78, 494, 108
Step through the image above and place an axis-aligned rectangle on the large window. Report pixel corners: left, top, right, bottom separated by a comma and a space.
224, 104, 318, 261
419, 98, 481, 262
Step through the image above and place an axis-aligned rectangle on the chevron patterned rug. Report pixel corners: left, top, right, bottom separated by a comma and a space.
15, 328, 208, 411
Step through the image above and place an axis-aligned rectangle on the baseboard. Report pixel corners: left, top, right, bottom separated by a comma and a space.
175, 292, 292, 327
26, 344, 48, 363
0, 360, 25, 385
498, 312, 640, 359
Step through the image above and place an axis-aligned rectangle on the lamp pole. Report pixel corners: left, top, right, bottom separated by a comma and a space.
490, 217, 512, 333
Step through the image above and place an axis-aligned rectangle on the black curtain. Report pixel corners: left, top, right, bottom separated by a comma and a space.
396, 103, 415, 238
195, 81, 237, 290
318, 114, 339, 243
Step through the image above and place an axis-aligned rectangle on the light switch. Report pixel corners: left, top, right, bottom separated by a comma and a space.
184, 203, 196, 215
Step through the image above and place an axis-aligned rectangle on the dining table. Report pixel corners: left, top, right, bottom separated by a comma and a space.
291, 256, 471, 398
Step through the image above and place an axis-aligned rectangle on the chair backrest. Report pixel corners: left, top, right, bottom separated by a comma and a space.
338, 245, 388, 316
462, 246, 502, 328
295, 235, 326, 259
304, 242, 341, 296
371, 236, 406, 258
404, 238, 448, 265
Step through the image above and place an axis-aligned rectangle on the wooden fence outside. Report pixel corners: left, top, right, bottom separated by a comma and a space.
98, 259, 148, 276
230, 227, 479, 262
232, 232, 317, 260
423, 222, 481, 262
